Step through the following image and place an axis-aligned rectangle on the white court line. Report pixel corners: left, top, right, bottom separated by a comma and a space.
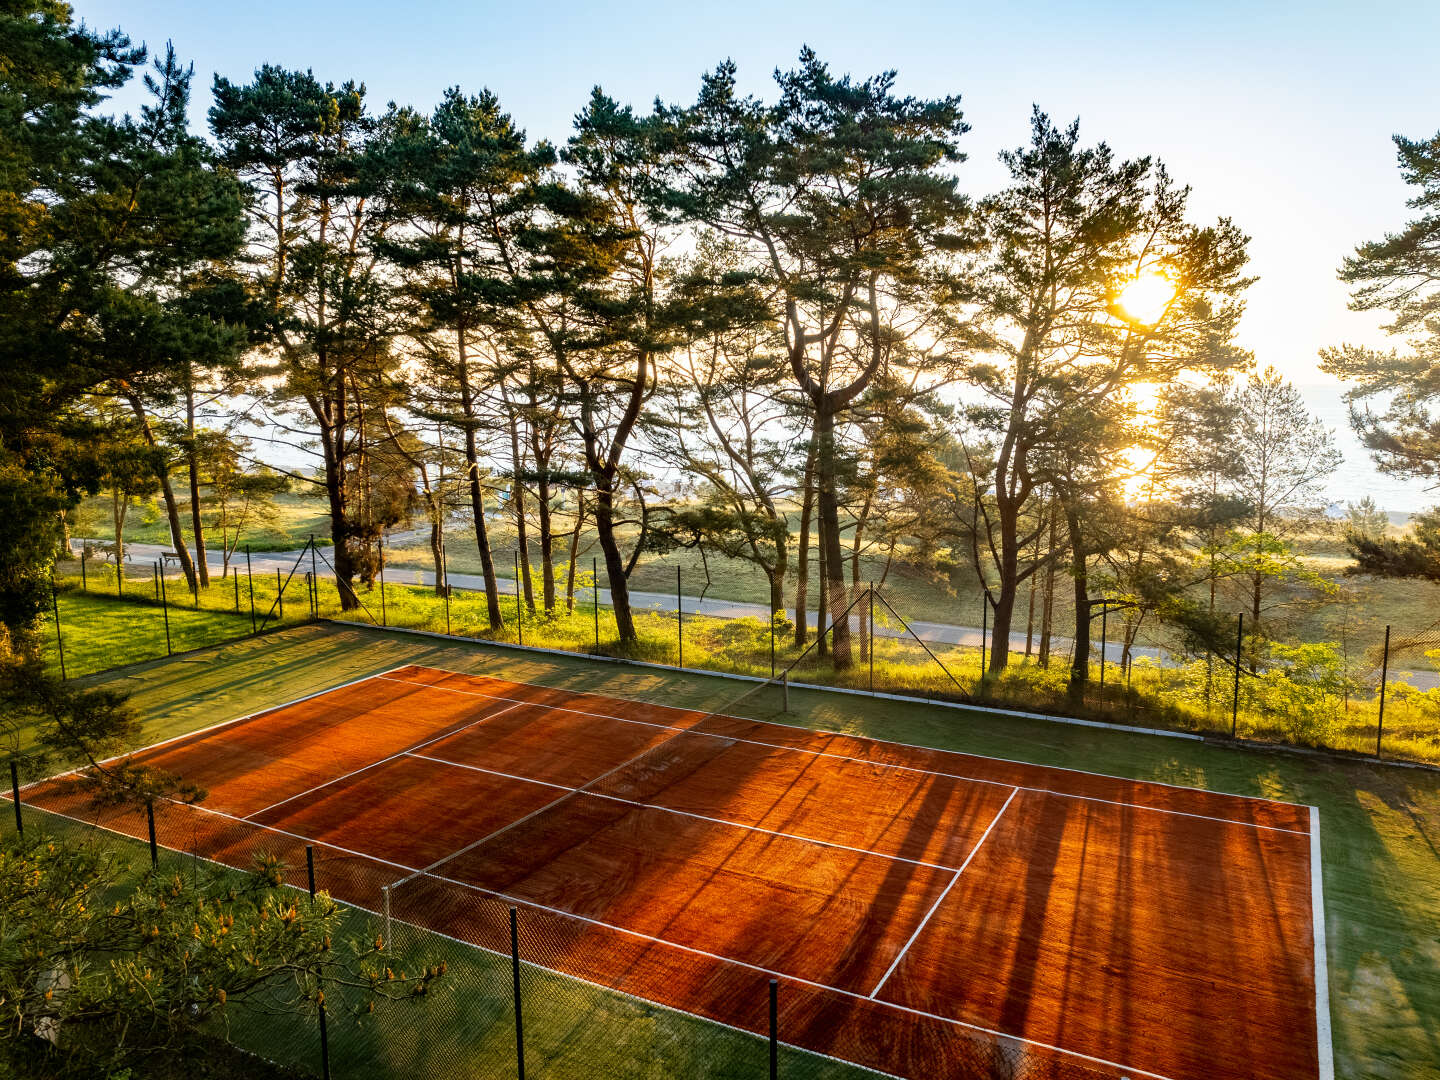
393, 719, 700, 887
243, 700, 526, 821
405, 751, 963, 873
375, 674, 1310, 836
424, 868, 1177, 1080
867, 787, 1019, 998
1311, 805, 1335, 1080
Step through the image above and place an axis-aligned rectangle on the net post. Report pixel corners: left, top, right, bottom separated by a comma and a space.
382, 884, 392, 947
769, 978, 779, 1079
306, 845, 317, 898
1231, 612, 1243, 738
1377, 624, 1390, 759
146, 801, 158, 868
10, 761, 21, 836
510, 906, 526, 1080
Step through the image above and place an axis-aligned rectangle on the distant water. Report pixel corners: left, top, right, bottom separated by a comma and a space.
1301, 381, 1435, 517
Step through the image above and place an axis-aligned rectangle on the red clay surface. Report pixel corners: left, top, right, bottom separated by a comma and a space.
16, 664, 1325, 1080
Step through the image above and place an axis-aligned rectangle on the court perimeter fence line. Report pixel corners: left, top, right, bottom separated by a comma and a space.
45, 540, 1440, 769
4, 706, 1125, 1080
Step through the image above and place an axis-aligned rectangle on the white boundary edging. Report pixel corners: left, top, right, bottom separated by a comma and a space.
1311, 804, 1335, 1080
320, 618, 1206, 742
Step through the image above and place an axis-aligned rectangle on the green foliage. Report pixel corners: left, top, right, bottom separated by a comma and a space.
0, 830, 443, 1075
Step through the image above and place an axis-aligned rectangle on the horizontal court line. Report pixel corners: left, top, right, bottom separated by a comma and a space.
423, 869, 1178, 1080
867, 787, 1019, 999
403, 751, 964, 873
393, 718, 701, 888
243, 700, 528, 821
375, 673, 1310, 836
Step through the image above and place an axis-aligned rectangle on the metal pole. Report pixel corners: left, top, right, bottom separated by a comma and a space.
1231, 612, 1243, 738
443, 548, 451, 636
510, 907, 526, 1080
382, 885, 391, 948
318, 1003, 331, 1080
868, 583, 874, 694
51, 576, 65, 680
514, 550, 522, 646
981, 596, 987, 663
146, 802, 158, 868
770, 606, 776, 680
782, 671, 789, 713
246, 547, 256, 634
1100, 604, 1108, 693
10, 761, 21, 835
306, 846, 316, 898
593, 557, 600, 652
276, 569, 284, 621
379, 537, 387, 627
81, 549, 87, 591
676, 565, 683, 669
233, 568, 239, 613
1377, 624, 1390, 759
309, 537, 318, 617
152, 561, 159, 601
769, 978, 779, 1080
159, 563, 172, 656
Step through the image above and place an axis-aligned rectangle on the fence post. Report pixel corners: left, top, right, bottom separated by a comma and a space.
769, 978, 779, 1080
676, 565, 683, 669
309, 537, 318, 617
868, 583, 875, 694
302, 845, 330, 1079
153, 562, 159, 601
593, 557, 599, 653
443, 548, 452, 636
1231, 612, 1243, 738
514, 550, 522, 646
782, 670, 789, 713
1099, 604, 1108, 694
510, 907, 526, 1080
146, 802, 158, 868
246, 547, 256, 634
10, 761, 21, 836
80, 548, 87, 591
233, 569, 239, 613
51, 575, 66, 680
379, 539, 387, 627
1377, 624, 1390, 759
981, 595, 987, 662
159, 564, 172, 656
382, 885, 392, 948
770, 607, 776, 680
277, 569, 284, 621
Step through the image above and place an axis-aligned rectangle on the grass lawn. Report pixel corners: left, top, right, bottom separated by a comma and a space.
24, 622, 1440, 1079
69, 491, 333, 554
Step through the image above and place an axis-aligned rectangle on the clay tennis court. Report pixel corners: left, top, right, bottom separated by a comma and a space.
18, 664, 1332, 1080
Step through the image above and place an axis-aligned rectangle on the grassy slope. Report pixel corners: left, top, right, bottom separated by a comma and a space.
41, 622, 1440, 1080
69, 491, 333, 554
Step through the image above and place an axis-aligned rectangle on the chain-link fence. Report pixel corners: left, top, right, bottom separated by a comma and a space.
4, 776, 1127, 1080
47, 538, 1440, 768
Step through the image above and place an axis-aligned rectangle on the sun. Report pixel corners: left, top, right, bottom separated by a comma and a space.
1116, 271, 1176, 326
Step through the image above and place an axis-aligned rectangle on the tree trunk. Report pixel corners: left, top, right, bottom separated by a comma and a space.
593, 482, 634, 644
124, 391, 197, 593
185, 382, 210, 588
815, 512, 828, 658
565, 496, 585, 614
815, 407, 851, 668
535, 468, 556, 613
505, 403, 534, 613
111, 490, 127, 595
1038, 504, 1058, 668
793, 434, 817, 647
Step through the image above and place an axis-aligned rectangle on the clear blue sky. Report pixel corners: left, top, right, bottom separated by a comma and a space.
77, 0, 1440, 508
